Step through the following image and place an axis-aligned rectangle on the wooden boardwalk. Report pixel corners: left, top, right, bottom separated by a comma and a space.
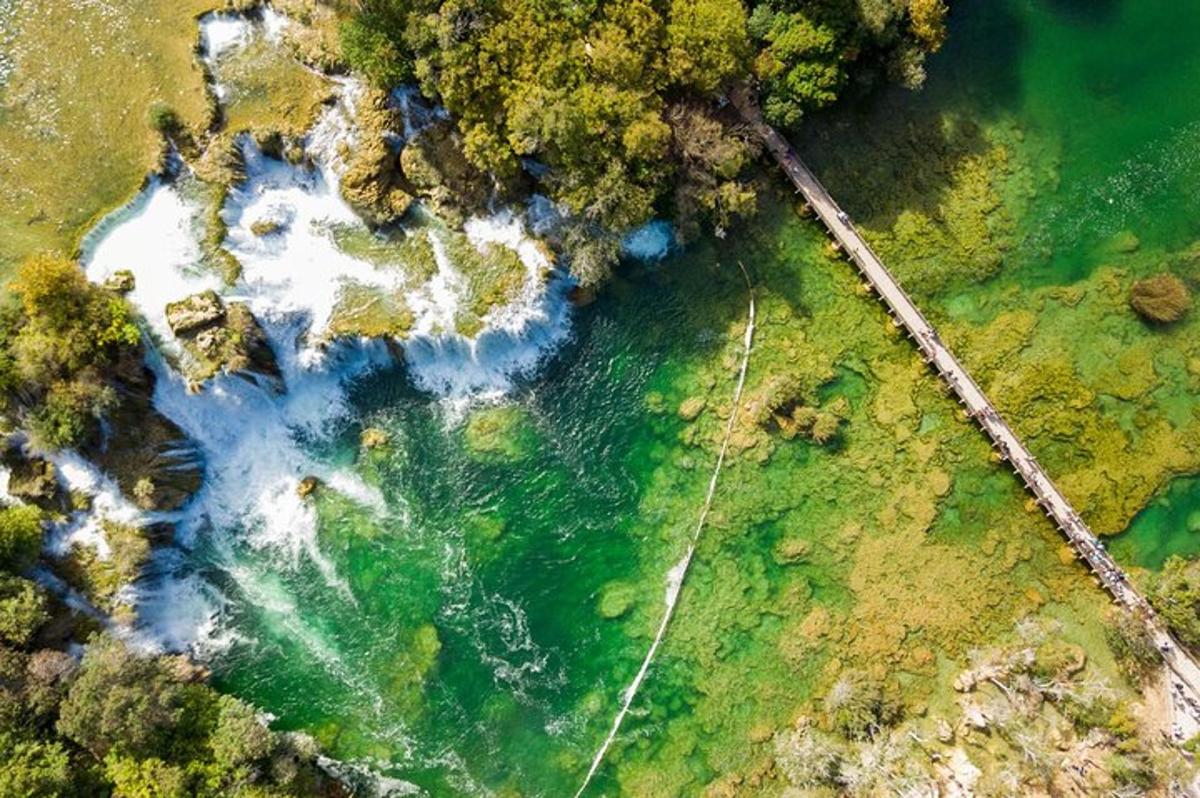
730, 88, 1200, 717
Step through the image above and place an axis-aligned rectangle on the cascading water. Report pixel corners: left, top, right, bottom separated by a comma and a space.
62, 12, 580, 789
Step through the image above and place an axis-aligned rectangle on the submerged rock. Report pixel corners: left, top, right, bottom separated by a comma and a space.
1130, 273, 1191, 323
678, 396, 706, 422
598, 582, 637, 619
360, 427, 390, 450
463, 407, 536, 463
165, 292, 282, 389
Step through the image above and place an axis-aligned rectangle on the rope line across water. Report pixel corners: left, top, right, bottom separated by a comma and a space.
574, 262, 757, 797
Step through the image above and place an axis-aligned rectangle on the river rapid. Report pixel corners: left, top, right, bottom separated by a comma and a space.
51, 0, 1200, 795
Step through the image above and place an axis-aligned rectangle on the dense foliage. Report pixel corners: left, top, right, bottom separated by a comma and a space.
0, 254, 332, 796
1149, 555, 1200, 650
0, 501, 334, 796
0, 256, 141, 450
339, 0, 948, 283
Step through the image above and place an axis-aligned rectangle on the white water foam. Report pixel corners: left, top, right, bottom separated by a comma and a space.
199, 9, 290, 99
79, 63, 574, 660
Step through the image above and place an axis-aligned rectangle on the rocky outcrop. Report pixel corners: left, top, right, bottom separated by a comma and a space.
398, 119, 490, 226
1, 440, 65, 512
339, 88, 414, 226
165, 291, 282, 390
103, 270, 136, 294
90, 349, 205, 513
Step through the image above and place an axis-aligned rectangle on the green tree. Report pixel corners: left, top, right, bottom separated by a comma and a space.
1104, 609, 1160, 685
5, 256, 140, 450
666, 0, 750, 93
1149, 556, 1200, 650
0, 734, 73, 798
103, 755, 191, 798
0, 506, 44, 573
0, 576, 49, 648
57, 635, 195, 761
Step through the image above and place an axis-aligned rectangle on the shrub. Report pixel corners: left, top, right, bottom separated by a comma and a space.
1148, 555, 1200, 650
0, 576, 49, 648
147, 102, 182, 136
57, 635, 194, 760
1104, 609, 1160, 685
0, 505, 44, 572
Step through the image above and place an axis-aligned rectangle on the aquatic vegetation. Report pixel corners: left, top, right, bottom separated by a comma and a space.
1130, 272, 1192, 323
463, 406, 537, 463
210, 13, 334, 141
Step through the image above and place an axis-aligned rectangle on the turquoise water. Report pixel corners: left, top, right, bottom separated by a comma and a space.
1111, 477, 1200, 569
176, 0, 1200, 792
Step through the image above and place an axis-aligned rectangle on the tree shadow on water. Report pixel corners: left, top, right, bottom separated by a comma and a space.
787, 0, 1028, 229
1043, 0, 1121, 26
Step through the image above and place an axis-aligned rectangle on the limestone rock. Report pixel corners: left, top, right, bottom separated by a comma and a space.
166, 291, 225, 336
1, 442, 64, 511
103, 270, 136, 294
297, 476, 321, 498
339, 88, 414, 226
165, 292, 281, 389
398, 119, 490, 225
360, 427, 390, 450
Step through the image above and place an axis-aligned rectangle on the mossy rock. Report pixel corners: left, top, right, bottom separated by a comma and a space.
54, 521, 150, 614
597, 582, 637, 619
398, 119, 491, 225
360, 427, 390, 450
339, 89, 414, 226
166, 292, 282, 387
327, 283, 415, 340
1130, 273, 1191, 323
678, 396, 706, 422
297, 476, 321, 498
103, 270, 136, 294
1, 442, 65, 512
463, 407, 537, 463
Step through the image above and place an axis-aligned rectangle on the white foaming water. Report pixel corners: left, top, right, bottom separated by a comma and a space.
621, 219, 675, 262
199, 9, 290, 98
79, 68, 573, 657
42, 452, 145, 560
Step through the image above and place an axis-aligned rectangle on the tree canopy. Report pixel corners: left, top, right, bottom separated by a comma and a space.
340, 0, 949, 284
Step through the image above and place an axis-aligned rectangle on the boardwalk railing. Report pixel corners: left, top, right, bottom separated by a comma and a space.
728, 87, 1200, 710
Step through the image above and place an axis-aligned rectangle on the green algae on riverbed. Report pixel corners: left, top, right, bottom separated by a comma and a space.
201, 194, 1136, 794
195, 2, 1200, 785
800, 0, 1200, 552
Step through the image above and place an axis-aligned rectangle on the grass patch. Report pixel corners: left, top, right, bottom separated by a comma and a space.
0, 0, 218, 272
216, 33, 333, 139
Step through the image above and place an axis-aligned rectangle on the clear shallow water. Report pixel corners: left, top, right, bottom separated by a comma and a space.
1111, 477, 1200, 570
75, 0, 1200, 793
197, 274, 712, 794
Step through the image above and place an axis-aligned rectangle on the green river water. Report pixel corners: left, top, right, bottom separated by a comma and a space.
197, 0, 1200, 793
